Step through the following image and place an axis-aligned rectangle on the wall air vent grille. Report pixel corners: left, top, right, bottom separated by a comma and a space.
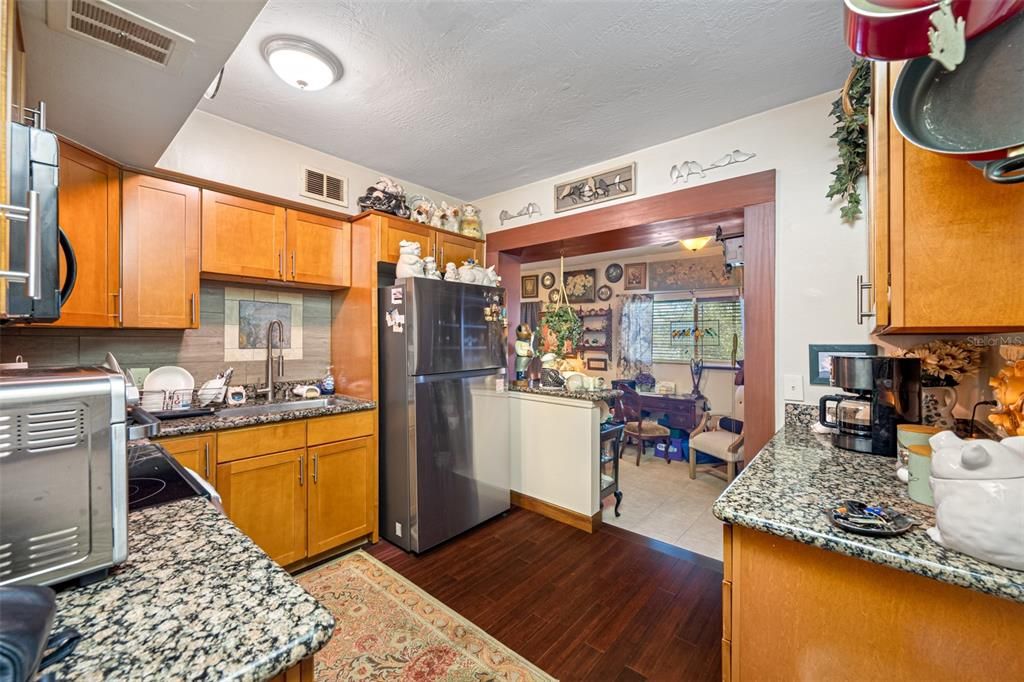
301, 166, 348, 207
46, 0, 194, 70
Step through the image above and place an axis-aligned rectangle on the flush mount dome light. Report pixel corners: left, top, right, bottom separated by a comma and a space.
680, 236, 713, 252
262, 36, 342, 91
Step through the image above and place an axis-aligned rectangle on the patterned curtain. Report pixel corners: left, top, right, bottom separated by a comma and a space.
617, 294, 653, 376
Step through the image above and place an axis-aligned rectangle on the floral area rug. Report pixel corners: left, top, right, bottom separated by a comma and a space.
297, 551, 554, 681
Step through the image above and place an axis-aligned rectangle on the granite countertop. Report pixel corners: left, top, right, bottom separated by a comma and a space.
712, 426, 1024, 604
157, 394, 376, 437
509, 385, 622, 402
48, 498, 335, 680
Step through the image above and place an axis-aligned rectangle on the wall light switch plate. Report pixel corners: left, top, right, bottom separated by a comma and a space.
783, 374, 804, 401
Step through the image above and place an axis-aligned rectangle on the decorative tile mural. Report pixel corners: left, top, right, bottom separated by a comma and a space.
648, 255, 741, 292
224, 287, 304, 362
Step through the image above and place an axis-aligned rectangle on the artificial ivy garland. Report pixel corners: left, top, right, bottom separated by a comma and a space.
827, 58, 871, 222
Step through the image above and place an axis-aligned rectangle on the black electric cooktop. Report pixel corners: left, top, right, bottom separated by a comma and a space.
127, 444, 209, 511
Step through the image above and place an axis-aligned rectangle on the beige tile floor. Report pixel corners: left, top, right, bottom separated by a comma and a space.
601, 444, 728, 560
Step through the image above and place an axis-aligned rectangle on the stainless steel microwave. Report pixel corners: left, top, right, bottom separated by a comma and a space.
0, 367, 129, 586
1, 119, 77, 322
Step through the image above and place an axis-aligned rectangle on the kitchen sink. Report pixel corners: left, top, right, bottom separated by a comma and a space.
214, 397, 339, 418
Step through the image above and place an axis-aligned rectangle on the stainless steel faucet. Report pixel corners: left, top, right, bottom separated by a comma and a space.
258, 319, 285, 401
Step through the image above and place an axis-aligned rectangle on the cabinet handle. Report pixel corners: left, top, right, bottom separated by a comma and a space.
298, 455, 304, 486
117, 287, 123, 325
313, 453, 318, 483
439, 248, 445, 266
278, 251, 284, 278
856, 275, 875, 325
290, 251, 296, 279
203, 442, 210, 479
189, 293, 196, 326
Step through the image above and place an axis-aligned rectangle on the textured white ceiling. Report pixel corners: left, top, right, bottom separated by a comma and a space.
201, 0, 851, 200
21, 0, 265, 167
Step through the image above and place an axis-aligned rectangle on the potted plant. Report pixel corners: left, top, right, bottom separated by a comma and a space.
898, 339, 984, 428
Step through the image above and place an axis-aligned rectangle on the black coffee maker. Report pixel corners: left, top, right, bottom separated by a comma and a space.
819, 356, 922, 456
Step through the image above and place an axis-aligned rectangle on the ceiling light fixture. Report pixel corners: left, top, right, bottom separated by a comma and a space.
262, 36, 342, 91
680, 236, 713, 252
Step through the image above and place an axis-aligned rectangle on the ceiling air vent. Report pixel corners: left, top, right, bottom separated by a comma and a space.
46, 0, 194, 72
300, 166, 348, 208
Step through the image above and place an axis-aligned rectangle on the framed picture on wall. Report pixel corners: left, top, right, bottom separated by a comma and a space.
521, 275, 539, 299
563, 269, 597, 303
586, 357, 609, 371
808, 344, 877, 385
623, 262, 647, 290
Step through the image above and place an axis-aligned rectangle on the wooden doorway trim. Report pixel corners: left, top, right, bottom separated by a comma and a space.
487, 170, 776, 453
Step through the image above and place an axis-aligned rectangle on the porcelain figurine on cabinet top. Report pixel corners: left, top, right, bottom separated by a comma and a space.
443, 262, 460, 281
927, 431, 1024, 570
460, 203, 483, 238
396, 240, 424, 279
422, 256, 442, 279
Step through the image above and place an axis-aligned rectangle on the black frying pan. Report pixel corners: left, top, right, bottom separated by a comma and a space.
892, 10, 1024, 184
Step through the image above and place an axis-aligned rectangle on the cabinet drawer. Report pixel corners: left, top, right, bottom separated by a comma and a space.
217, 421, 306, 463
306, 411, 374, 446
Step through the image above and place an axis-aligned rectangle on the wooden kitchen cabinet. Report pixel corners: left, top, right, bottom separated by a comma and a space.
436, 231, 482, 267
53, 143, 120, 328
217, 448, 308, 566
307, 436, 375, 555
379, 215, 434, 263
121, 174, 200, 328
286, 209, 351, 287
159, 433, 216, 488
868, 63, 1024, 334
201, 190, 287, 281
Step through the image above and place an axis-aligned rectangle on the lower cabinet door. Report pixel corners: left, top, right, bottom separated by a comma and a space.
159, 434, 216, 488
307, 436, 375, 555
218, 448, 308, 565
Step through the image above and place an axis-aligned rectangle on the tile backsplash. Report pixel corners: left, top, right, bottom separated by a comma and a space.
0, 282, 331, 386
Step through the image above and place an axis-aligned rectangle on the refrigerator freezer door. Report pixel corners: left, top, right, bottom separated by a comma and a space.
411, 370, 509, 552
407, 278, 506, 375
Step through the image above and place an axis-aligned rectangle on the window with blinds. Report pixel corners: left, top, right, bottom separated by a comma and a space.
652, 297, 744, 365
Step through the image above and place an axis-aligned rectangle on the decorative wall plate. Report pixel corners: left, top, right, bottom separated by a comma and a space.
605, 263, 623, 283
548, 289, 560, 303
541, 272, 556, 289
597, 285, 613, 301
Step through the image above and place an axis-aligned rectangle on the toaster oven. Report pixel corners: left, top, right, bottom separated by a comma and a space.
0, 367, 128, 586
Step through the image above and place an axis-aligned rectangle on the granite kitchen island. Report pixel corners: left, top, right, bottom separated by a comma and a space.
46, 497, 335, 681
713, 423, 1024, 681
508, 386, 621, 532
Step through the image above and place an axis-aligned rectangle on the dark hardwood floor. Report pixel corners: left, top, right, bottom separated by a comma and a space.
366, 507, 723, 681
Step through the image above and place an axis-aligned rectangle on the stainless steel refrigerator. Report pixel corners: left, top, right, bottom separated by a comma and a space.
379, 277, 510, 552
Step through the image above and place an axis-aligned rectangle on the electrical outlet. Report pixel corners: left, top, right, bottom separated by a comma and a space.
395, 522, 402, 538
783, 374, 804, 401
129, 368, 151, 385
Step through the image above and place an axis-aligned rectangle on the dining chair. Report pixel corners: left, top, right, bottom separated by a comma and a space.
614, 385, 672, 466
688, 386, 745, 481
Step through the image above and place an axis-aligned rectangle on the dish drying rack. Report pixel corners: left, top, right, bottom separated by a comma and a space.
139, 386, 225, 412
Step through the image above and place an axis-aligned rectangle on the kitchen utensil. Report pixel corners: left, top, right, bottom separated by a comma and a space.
827, 499, 918, 537
143, 366, 195, 410
892, 11, 1024, 183
844, 0, 1024, 63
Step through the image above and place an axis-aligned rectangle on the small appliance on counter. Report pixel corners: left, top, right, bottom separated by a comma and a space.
0, 367, 131, 586
819, 356, 922, 456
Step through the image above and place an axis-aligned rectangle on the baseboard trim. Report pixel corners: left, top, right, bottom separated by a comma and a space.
510, 490, 601, 533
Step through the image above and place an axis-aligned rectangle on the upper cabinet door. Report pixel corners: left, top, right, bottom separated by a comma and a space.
381, 218, 434, 263
286, 210, 351, 288
201, 190, 286, 281
53, 144, 120, 328
122, 174, 200, 328
436, 232, 483, 268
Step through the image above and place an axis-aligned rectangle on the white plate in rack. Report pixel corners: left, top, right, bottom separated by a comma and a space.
143, 366, 195, 410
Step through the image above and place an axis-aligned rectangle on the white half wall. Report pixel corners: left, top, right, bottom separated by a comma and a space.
158, 110, 465, 210
474, 92, 872, 428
